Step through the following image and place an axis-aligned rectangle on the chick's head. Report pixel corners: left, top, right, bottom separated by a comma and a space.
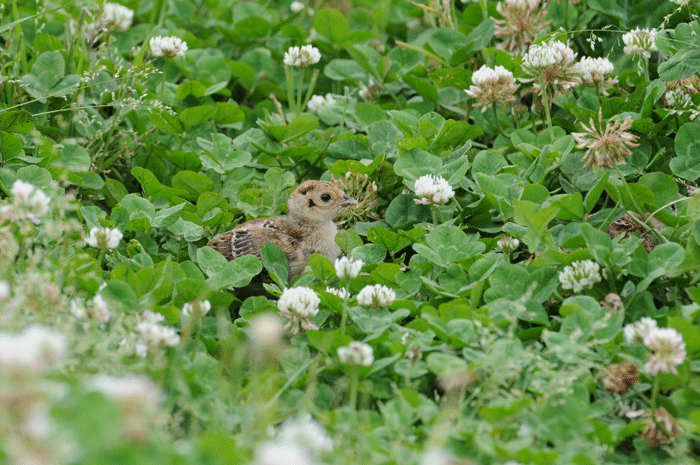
288, 180, 357, 224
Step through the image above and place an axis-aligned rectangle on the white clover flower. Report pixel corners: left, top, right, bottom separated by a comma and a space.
558, 260, 602, 293
0, 325, 67, 373
413, 174, 455, 206
22, 408, 55, 439
87, 373, 163, 411
420, 449, 459, 465
670, 0, 690, 4
85, 226, 123, 249
666, 89, 691, 109
72, 294, 111, 324
334, 256, 363, 280
254, 442, 314, 465
466, 65, 519, 112
643, 327, 686, 375
290, 1, 306, 12
578, 56, 615, 86
149, 35, 188, 58
277, 287, 320, 334
101, 3, 134, 31
277, 414, 335, 455
249, 312, 285, 351
622, 28, 658, 59
338, 341, 374, 366
523, 40, 577, 71
522, 41, 559, 69
92, 293, 111, 323
325, 286, 349, 299
356, 284, 395, 307
283, 45, 321, 68
307, 93, 335, 111
497, 236, 520, 253
623, 316, 658, 343
181, 300, 211, 320
135, 310, 179, 357
0, 280, 9, 300
4, 180, 51, 224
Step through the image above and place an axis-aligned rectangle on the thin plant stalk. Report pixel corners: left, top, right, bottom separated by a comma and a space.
296, 67, 305, 118
340, 280, 350, 335
492, 103, 502, 134
539, 73, 554, 138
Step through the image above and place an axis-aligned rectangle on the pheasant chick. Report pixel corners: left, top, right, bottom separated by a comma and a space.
208, 180, 358, 293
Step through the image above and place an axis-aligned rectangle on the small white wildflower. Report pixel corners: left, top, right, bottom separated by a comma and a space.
254, 442, 314, 465
181, 300, 211, 320
85, 226, 123, 249
0, 280, 9, 300
523, 40, 577, 71
356, 284, 395, 307
325, 286, 349, 299
277, 414, 335, 455
670, 0, 690, 4
666, 89, 691, 109
307, 93, 335, 111
337, 341, 374, 366
420, 449, 459, 465
4, 180, 51, 224
466, 64, 519, 112
334, 256, 363, 279
558, 260, 602, 293
87, 373, 163, 412
522, 41, 559, 69
643, 327, 686, 375
413, 174, 455, 206
136, 310, 179, 356
623, 316, 658, 343
622, 28, 658, 59
578, 56, 615, 85
101, 3, 134, 31
497, 236, 520, 253
22, 408, 55, 439
290, 1, 306, 12
0, 325, 67, 373
277, 287, 320, 334
91, 294, 111, 323
283, 45, 321, 68
149, 35, 188, 58
249, 312, 285, 352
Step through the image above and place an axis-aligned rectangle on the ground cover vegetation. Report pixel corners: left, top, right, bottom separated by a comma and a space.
1, 0, 700, 463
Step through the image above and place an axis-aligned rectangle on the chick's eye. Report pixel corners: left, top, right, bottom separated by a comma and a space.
320, 193, 331, 202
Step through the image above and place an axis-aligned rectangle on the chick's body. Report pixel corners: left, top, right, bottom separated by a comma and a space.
208, 180, 357, 292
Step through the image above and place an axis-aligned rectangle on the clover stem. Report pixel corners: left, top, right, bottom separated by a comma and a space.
492, 103, 502, 134
650, 375, 660, 423
296, 67, 305, 118
430, 206, 438, 228
348, 366, 359, 411
539, 73, 554, 139
642, 56, 650, 82
340, 279, 350, 336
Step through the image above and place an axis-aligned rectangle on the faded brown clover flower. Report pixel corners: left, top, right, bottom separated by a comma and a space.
665, 76, 700, 95
601, 361, 639, 395
627, 408, 682, 447
572, 110, 639, 168
331, 173, 380, 228
494, 0, 551, 55
600, 293, 623, 313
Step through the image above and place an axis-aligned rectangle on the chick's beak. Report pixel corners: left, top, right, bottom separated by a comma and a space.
340, 194, 358, 207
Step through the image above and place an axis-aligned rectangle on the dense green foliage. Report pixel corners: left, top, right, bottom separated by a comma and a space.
1, 0, 700, 464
